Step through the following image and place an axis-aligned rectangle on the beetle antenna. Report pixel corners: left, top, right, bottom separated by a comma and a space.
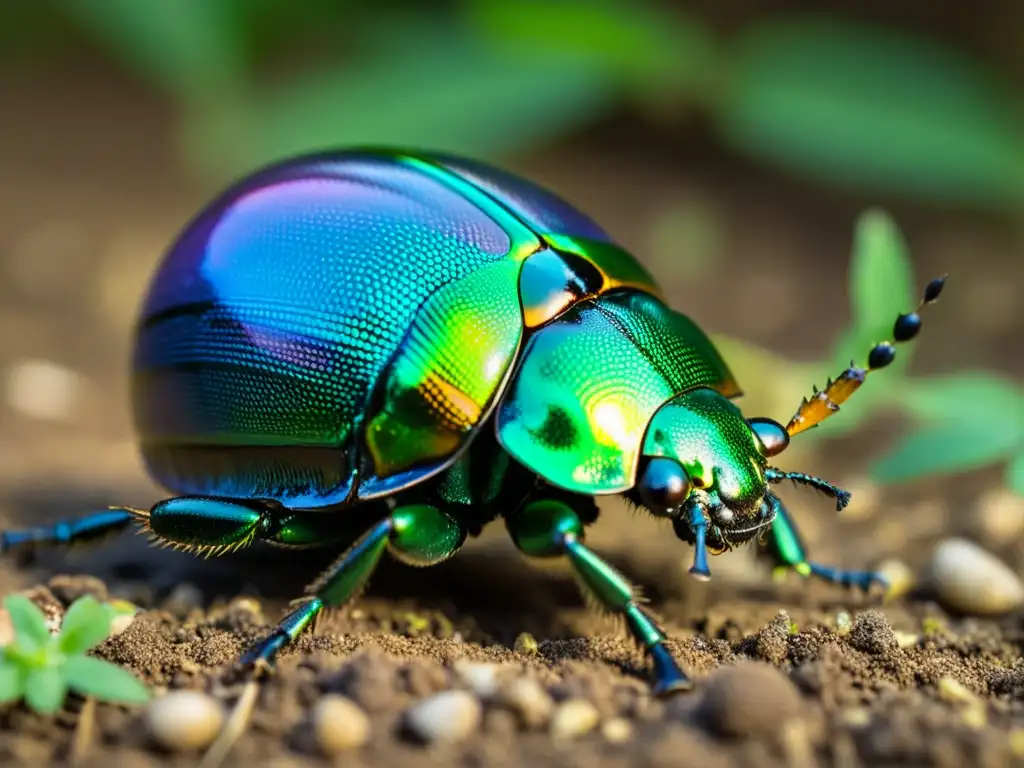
766, 468, 851, 511
785, 275, 946, 437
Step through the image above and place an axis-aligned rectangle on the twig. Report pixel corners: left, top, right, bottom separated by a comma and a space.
198, 676, 262, 768
69, 697, 96, 766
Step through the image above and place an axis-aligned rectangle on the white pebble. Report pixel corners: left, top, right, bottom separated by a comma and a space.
4, 359, 80, 421
312, 695, 370, 753
109, 613, 136, 637
601, 717, 633, 743
876, 559, 915, 600
929, 537, 1024, 615
974, 489, 1024, 545
452, 660, 500, 699
405, 690, 481, 744
550, 698, 600, 740
497, 678, 554, 729
145, 690, 224, 751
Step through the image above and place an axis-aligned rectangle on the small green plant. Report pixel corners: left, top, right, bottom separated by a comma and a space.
716, 208, 1023, 496
0, 594, 150, 714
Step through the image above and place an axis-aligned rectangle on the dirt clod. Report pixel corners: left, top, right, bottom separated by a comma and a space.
849, 610, 898, 655
696, 661, 803, 740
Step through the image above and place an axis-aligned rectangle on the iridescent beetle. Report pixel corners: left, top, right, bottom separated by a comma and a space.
1, 149, 945, 695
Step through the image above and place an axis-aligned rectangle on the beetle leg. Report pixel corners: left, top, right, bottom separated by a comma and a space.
506, 499, 693, 696
238, 504, 465, 668
762, 493, 887, 592
0, 509, 136, 554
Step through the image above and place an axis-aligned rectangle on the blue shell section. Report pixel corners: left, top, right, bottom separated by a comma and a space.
431, 154, 614, 243
133, 152, 512, 508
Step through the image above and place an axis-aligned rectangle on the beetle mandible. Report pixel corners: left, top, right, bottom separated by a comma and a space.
2, 149, 945, 695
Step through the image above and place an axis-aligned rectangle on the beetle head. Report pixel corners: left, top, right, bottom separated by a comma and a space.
633, 388, 785, 552
630, 387, 774, 544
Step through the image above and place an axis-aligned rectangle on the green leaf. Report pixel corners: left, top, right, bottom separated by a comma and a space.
0, 661, 25, 703
58, 597, 112, 656
60, 0, 247, 100
24, 667, 68, 715
899, 371, 1024, 426
717, 18, 1024, 210
1008, 451, 1024, 497
465, 0, 717, 96
833, 209, 916, 371
182, 14, 616, 180
871, 418, 1020, 484
4, 595, 51, 652
62, 656, 150, 705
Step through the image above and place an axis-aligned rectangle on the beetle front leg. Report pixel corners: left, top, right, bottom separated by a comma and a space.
506, 499, 692, 696
239, 503, 466, 668
762, 493, 887, 592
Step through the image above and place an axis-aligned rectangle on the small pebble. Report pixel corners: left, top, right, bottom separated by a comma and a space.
876, 558, 915, 600
601, 717, 633, 743
452, 660, 500, 699
514, 632, 539, 654
929, 537, 1024, 615
1008, 728, 1024, 756
893, 631, 919, 649
697, 661, 802, 740
312, 695, 370, 753
550, 698, 600, 740
404, 690, 481, 744
109, 612, 136, 638
145, 691, 224, 751
4, 359, 81, 421
497, 678, 554, 729
974, 489, 1024, 545
839, 708, 871, 727
938, 676, 979, 706
162, 583, 204, 617
836, 476, 881, 521
834, 611, 852, 636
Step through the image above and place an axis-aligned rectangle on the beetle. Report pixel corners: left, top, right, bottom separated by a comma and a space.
1, 148, 944, 695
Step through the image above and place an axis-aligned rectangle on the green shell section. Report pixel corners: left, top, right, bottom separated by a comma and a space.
644, 389, 767, 516
133, 152, 539, 509
496, 292, 740, 495
360, 259, 524, 500
542, 234, 662, 302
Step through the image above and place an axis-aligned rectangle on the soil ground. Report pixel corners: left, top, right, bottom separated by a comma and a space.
1, 63, 1023, 767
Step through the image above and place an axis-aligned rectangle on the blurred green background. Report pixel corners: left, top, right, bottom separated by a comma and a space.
0, 0, 1021, 579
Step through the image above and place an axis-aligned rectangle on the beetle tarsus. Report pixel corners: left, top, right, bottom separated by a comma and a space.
0, 508, 137, 554
507, 499, 694, 694
762, 494, 885, 594
807, 563, 888, 592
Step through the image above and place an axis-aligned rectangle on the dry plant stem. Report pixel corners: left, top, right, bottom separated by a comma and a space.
199, 675, 262, 768
69, 697, 96, 767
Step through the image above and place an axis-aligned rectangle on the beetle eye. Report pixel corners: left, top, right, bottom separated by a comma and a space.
747, 418, 790, 457
638, 458, 692, 516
